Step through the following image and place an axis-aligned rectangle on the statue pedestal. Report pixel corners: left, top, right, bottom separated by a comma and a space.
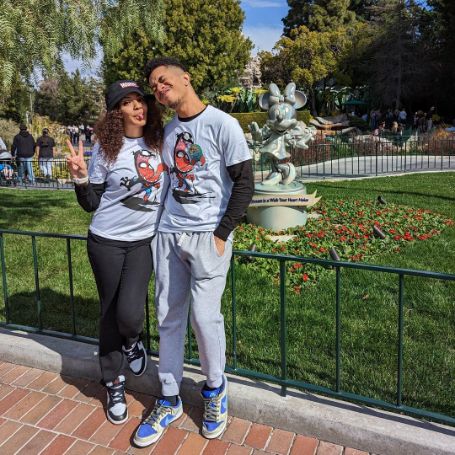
247, 182, 319, 231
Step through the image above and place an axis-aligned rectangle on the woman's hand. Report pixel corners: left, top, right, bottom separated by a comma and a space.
66, 139, 88, 179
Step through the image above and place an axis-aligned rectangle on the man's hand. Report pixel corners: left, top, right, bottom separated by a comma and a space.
214, 235, 226, 256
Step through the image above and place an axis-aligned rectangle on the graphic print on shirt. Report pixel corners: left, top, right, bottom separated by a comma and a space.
170, 132, 213, 204
120, 149, 164, 209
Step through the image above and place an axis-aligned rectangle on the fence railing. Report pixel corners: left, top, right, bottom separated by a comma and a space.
0, 158, 90, 189
0, 229, 454, 426
252, 135, 455, 180
1, 135, 454, 190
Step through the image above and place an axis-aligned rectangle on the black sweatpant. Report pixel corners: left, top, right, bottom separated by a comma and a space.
87, 231, 153, 383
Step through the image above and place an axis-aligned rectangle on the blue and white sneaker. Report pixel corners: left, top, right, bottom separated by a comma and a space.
201, 375, 228, 439
133, 397, 183, 447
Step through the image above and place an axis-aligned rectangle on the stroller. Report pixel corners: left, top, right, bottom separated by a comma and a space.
0, 151, 17, 186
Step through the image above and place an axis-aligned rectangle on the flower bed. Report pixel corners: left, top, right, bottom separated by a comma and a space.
234, 199, 454, 294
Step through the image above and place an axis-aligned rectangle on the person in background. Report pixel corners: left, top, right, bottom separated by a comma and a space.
36, 128, 56, 181
66, 80, 165, 425
11, 124, 35, 184
133, 57, 254, 448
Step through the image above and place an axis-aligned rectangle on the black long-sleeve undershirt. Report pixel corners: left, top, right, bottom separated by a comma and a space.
213, 159, 254, 241
74, 182, 106, 212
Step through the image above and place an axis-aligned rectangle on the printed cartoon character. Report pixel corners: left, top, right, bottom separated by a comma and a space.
120, 149, 164, 202
171, 132, 206, 193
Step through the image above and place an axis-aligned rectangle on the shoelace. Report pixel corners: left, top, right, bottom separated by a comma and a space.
144, 402, 172, 426
125, 343, 142, 363
203, 395, 221, 422
107, 383, 125, 405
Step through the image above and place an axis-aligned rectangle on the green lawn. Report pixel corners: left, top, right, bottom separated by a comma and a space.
0, 172, 454, 421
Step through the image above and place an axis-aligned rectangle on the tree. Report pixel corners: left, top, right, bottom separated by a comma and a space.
364, 0, 430, 109
261, 25, 348, 114
102, 0, 253, 91
426, 0, 455, 115
0, 1, 164, 97
283, 0, 359, 36
35, 71, 104, 125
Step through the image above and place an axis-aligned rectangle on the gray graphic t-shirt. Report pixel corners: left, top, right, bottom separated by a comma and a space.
159, 105, 251, 232
88, 137, 166, 241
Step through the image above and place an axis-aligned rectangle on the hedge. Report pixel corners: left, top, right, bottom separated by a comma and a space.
230, 110, 312, 132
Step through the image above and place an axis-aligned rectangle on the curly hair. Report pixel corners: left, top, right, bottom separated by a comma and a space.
93, 96, 163, 164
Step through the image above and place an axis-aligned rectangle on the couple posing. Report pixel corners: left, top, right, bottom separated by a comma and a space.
67, 57, 254, 447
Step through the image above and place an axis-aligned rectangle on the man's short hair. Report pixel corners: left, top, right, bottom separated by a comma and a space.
144, 57, 188, 81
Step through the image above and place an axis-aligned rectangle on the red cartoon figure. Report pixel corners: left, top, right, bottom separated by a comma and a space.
171, 132, 205, 193
120, 149, 164, 202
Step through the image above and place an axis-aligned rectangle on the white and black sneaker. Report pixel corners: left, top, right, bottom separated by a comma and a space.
123, 341, 147, 376
105, 375, 128, 425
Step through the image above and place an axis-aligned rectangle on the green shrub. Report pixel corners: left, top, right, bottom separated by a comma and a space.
0, 118, 19, 149
230, 110, 312, 132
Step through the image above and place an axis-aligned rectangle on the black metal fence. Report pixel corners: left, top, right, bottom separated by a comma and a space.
1, 135, 454, 189
253, 134, 455, 180
1, 229, 454, 426
0, 158, 90, 189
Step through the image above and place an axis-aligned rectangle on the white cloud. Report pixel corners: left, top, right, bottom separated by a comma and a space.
242, 0, 283, 7
244, 25, 283, 54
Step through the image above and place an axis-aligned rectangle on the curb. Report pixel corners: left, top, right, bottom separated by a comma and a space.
0, 328, 454, 455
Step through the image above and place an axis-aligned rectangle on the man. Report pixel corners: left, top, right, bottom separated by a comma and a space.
133, 57, 254, 448
36, 128, 56, 181
11, 124, 36, 184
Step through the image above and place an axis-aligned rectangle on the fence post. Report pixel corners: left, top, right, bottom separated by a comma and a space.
397, 274, 405, 407
31, 236, 42, 330
0, 234, 10, 324
279, 259, 287, 396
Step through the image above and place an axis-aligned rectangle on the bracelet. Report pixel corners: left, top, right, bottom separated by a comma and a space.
72, 176, 89, 185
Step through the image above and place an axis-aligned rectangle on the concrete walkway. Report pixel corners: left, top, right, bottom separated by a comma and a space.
0, 328, 454, 455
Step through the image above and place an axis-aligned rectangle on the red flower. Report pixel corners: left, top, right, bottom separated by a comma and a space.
340, 236, 347, 241
302, 273, 309, 282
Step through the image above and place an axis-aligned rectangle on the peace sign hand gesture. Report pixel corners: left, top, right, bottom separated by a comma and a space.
66, 139, 88, 180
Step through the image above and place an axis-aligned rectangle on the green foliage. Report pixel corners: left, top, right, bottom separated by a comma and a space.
208, 87, 267, 113
102, 0, 253, 91
0, 118, 19, 149
230, 110, 312, 132
0, 1, 164, 98
235, 199, 453, 291
283, 0, 359, 35
35, 71, 104, 125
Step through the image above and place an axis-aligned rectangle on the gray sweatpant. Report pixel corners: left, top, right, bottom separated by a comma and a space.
153, 231, 232, 396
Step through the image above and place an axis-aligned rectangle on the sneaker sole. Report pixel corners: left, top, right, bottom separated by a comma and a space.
202, 416, 227, 439
133, 405, 183, 447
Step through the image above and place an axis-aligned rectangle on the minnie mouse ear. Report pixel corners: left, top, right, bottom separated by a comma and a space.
294, 91, 307, 109
259, 83, 281, 110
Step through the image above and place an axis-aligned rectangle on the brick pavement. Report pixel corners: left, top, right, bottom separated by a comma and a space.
0, 361, 372, 455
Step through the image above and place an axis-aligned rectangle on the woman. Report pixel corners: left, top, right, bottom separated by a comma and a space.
66, 80, 164, 424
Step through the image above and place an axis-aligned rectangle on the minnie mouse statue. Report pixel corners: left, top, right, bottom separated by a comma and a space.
247, 82, 320, 230
249, 82, 316, 187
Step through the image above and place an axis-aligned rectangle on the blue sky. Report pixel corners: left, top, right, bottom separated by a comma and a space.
64, 0, 288, 76
241, 0, 287, 54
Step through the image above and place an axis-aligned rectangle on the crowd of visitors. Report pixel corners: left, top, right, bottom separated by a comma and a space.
67, 124, 93, 145
360, 106, 438, 135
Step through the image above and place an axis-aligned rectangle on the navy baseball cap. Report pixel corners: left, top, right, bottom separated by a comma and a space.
105, 80, 145, 111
